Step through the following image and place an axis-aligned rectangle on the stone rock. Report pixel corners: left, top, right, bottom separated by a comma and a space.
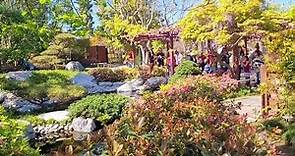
39, 110, 69, 121
18, 120, 35, 140
72, 131, 88, 141
117, 78, 145, 96
72, 73, 126, 94
0, 91, 7, 103
1, 92, 41, 113
72, 73, 101, 94
6, 71, 32, 81
112, 82, 125, 86
98, 82, 113, 86
71, 117, 98, 133
65, 61, 84, 71
144, 77, 167, 89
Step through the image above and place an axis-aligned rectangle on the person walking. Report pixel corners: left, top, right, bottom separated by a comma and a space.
167, 50, 176, 76
250, 43, 264, 85
242, 55, 251, 86
157, 51, 165, 67
174, 50, 183, 66
197, 52, 206, 72
148, 51, 155, 74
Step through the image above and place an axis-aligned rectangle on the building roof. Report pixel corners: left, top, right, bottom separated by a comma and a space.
133, 26, 180, 42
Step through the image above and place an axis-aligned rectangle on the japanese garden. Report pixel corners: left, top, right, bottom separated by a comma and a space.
0, 0, 294, 155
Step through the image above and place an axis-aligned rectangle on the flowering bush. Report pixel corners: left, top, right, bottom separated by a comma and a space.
103, 87, 258, 155
162, 74, 240, 100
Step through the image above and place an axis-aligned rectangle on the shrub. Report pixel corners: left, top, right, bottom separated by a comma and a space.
170, 60, 201, 82
68, 94, 129, 124
0, 106, 40, 156
31, 55, 64, 70
151, 66, 166, 77
104, 88, 258, 155
161, 74, 240, 100
283, 123, 295, 145
262, 118, 287, 131
88, 67, 139, 82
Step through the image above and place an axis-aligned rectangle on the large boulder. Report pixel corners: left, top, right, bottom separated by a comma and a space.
39, 110, 69, 122
6, 71, 32, 81
144, 77, 167, 90
65, 61, 84, 71
71, 117, 99, 133
117, 78, 145, 96
1, 92, 41, 113
72, 73, 125, 94
72, 73, 101, 94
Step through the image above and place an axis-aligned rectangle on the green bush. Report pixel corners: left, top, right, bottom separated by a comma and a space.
0, 106, 40, 156
283, 123, 295, 145
170, 60, 201, 82
262, 118, 287, 131
68, 94, 129, 124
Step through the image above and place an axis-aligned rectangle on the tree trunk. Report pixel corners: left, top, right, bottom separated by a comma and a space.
139, 45, 146, 65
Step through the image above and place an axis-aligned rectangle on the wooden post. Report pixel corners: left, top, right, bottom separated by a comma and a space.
232, 45, 240, 79
261, 65, 268, 116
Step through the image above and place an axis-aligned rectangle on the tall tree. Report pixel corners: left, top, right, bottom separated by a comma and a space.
97, 0, 161, 63
0, 2, 55, 65
178, 0, 290, 77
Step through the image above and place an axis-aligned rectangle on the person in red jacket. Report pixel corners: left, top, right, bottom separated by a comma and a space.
167, 50, 176, 76
242, 55, 251, 86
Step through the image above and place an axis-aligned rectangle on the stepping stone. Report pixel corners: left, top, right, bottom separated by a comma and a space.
39, 110, 69, 121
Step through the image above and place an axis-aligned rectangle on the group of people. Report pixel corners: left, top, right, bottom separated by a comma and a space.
124, 43, 264, 86
193, 43, 264, 85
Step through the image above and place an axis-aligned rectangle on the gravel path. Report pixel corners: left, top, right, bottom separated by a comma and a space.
234, 95, 262, 122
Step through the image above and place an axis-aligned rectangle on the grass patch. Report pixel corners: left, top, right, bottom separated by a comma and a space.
0, 70, 86, 107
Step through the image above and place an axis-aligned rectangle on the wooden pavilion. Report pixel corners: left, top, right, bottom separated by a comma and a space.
133, 26, 180, 50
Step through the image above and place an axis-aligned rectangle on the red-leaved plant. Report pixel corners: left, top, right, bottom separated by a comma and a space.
103, 78, 258, 156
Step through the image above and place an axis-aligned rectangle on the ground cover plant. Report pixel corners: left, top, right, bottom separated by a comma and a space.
0, 70, 86, 105
0, 106, 40, 156
68, 94, 129, 124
